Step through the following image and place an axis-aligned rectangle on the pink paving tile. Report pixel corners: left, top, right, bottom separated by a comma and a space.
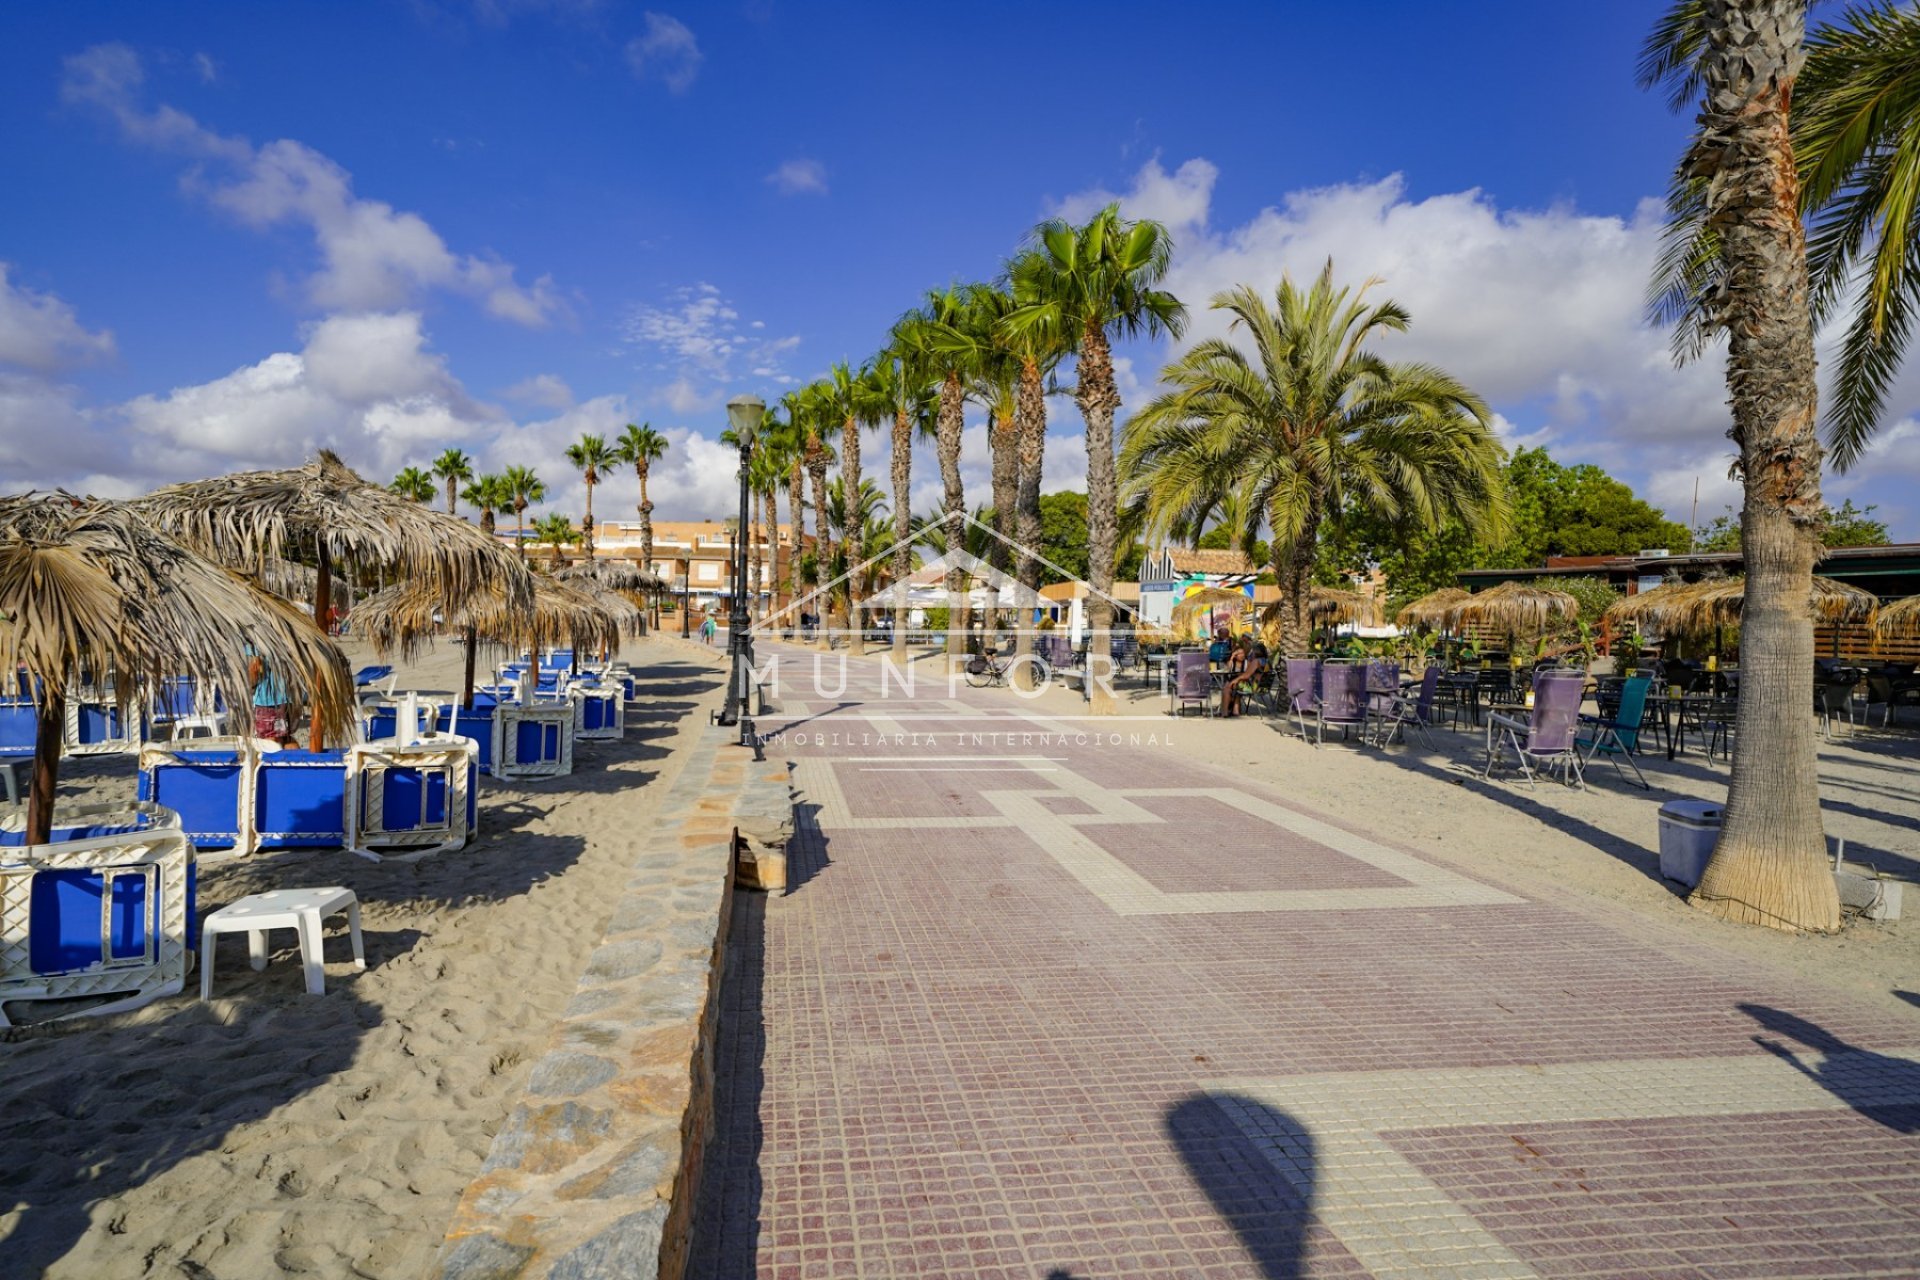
1077, 792, 1409, 894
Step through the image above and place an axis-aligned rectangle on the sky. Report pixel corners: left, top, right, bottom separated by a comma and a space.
4, 0, 1917, 542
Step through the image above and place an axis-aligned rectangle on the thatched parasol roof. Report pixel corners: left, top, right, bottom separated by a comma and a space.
134, 449, 529, 607
354, 575, 632, 662
1171, 586, 1254, 635
554, 557, 665, 593
1307, 585, 1380, 626
252, 556, 350, 606
1445, 581, 1578, 633
1873, 594, 1920, 638
1608, 575, 1879, 637
1395, 587, 1471, 629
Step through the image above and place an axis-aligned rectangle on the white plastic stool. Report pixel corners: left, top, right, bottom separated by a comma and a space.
199, 887, 365, 999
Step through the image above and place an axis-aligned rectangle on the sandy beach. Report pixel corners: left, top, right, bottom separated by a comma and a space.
0, 635, 726, 1279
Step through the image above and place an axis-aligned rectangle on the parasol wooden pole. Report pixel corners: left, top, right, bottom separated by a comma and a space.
462, 624, 478, 710
309, 543, 332, 752
27, 688, 65, 846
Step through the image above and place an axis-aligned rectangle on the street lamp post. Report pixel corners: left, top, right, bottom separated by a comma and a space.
719, 393, 764, 745
681, 561, 690, 639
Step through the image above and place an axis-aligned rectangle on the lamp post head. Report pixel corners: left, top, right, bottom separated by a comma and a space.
726, 394, 765, 448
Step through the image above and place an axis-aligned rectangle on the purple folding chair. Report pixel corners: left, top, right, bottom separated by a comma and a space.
1285, 658, 1321, 743
1364, 659, 1400, 744
1173, 650, 1211, 717
1484, 669, 1587, 787
1380, 665, 1440, 747
1316, 662, 1369, 745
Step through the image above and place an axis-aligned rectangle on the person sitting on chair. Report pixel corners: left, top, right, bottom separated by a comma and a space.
1220, 639, 1268, 718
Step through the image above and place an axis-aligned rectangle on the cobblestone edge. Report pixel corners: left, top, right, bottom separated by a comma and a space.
426, 725, 794, 1280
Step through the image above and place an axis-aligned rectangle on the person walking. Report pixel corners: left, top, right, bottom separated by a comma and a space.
701, 613, 717, 646
245, 643, 293, 745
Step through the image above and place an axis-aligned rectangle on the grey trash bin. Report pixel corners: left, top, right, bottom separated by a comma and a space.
1658, 799, 1722, 888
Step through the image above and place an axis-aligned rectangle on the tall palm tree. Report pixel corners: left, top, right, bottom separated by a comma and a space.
615, 423, 668, 583
774, 395, 810, 628
1645, 0, 1920, 469
871, 341, 936, 663
390, 466, 435, 503
502, 465, 545, 563
432, 448, 474, 516
1642, 0, 1840, 932
462, 473, 506, 536
565, 433, 619, 561
749, 423, 788, 620
823, 361, 886, 648
1123, 269, 1507, 656
825, 477, 894, 601
998, 250, 1073, 687
792, 383, 837, 646
1005, 204, 1186, 713
961, 284, 1021, 641
531, 512, 579, 569
899, 285, 997, 661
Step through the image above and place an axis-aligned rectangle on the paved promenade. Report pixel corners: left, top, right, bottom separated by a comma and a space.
688, 643, 1920, 1279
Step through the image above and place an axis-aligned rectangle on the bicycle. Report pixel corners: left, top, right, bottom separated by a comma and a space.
965, 648, 1051, 689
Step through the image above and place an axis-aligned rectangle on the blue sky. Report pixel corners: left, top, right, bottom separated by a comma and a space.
4, 1, 1916, 538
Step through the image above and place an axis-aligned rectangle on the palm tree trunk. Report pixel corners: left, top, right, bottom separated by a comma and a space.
26, 688, 65, 845
891, 406, 912, 664
480, 508, 496, 538
1011, 358, 1048, 689
638, 465, 655, 626
987, 408, 1019, 662
1078, 323, 1122, 714
446, 478, 457, 517
937, 370, 968, 662
515, 505, 527, 563
809, 454, 832, 649
787, 461, 805, 636
462, 624, 478, 710
761, 488, 777, 623
583, 478, 596, 561
1273, 506, 1321, 657
1688, 0, 1838, 932
843, 418, 862, 653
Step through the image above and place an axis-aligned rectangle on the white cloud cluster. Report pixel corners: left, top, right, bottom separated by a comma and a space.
766, 158, 828, 196
0, 264, 116, 371
624, 12, 701, 93
620, 282, 801, 411
61, 44, 562, 325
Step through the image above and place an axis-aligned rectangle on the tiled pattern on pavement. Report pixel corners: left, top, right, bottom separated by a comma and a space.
688, 645, 1920, 1279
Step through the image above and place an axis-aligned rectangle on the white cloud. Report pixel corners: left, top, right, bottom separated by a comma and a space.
624, 12, 701, 93
62, 44, 562, 325
621, 282, 801, 405
1058, 158, 1752, 523
766, 158, 828, 196
0, 264, 116, 371
192, 51, 218, 84
502, 372, 575, 410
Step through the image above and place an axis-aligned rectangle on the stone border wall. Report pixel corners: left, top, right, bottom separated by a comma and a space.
427, 726, 793, 1280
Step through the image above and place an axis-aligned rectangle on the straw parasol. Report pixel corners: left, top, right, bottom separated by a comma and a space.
354, 576, 635, 705
1307, 585, 1380, 626
135, 450, 531, 746
253, 556, 350, 607
1395, 587, 1471, 629
1, 494, 355, 843
1607, 575, 1878, 637
555, 557, 664, 594
1444, 580, 1579, 634
1873, 594, 1920, 638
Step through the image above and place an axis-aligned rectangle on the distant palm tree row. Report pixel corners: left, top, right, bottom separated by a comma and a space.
390, 429, 669, 569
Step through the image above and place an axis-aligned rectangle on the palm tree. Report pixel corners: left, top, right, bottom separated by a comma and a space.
1123, 268, 1507, 658
615, 423, 668, 622
791, 383, 838, 646
462, 473, 507, 536
502, 465, 545, 562
898, 285, 997, 661
774, 395, 810, 629
748, 425, 788, 620
999, 250, 1073, 685
432, 448, 474, 517
822, 361, 882, 647
871, 342, 936, 662
1005, 204, 1186, 713
1642, 0, 1839, 932
1645, 0, 1920, 469
390, 466, 435, 503
531, 512, 580, 569
826, 477, 895, 600
564, 433, 619, 560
